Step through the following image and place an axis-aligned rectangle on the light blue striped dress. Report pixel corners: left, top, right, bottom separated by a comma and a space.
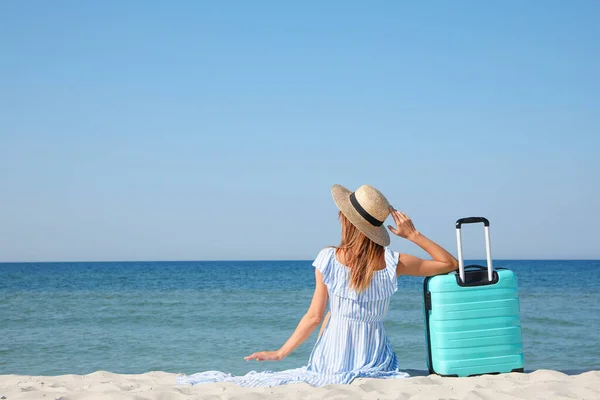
176, 247, 409, 387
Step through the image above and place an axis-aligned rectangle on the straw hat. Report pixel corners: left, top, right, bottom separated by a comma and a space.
331, 184, 391, 247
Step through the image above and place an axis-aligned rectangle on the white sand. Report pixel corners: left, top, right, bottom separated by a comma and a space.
1, 370, 599, 400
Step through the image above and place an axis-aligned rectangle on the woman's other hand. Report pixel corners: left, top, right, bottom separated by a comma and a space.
387, 207, 419, 240
244, 350, 284, 362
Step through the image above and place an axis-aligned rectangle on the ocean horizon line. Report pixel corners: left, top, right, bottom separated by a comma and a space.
1, 258, 599, 265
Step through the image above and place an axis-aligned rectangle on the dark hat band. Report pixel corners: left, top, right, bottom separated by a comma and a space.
349, 192, 384, 227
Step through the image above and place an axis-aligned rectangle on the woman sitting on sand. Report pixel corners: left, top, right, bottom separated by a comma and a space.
177, 184, 458, 387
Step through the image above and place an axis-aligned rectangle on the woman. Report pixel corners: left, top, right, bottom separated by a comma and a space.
177, 184, 458, 387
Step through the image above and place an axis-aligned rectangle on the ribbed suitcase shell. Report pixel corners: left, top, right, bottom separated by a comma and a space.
424, 268, 524, 376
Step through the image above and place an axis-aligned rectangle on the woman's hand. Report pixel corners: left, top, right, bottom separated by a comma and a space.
387, 206, 419, 240
244, 350, 284, 362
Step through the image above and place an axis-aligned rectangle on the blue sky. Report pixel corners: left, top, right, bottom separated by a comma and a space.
1, 1, 598, 261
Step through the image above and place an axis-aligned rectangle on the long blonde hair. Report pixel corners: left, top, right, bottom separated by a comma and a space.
335, 211, 385, 292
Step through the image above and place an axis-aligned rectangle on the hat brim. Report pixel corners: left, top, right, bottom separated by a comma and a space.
331, 184, 390, 247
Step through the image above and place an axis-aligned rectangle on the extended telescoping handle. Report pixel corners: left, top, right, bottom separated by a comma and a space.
455, 217, 493, 283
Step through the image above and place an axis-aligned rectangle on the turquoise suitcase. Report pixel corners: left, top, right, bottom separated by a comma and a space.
423, 217, 524, 376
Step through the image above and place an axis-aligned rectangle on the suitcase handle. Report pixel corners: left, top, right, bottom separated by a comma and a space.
455, 217, 493, 283
456, 217, 490, 228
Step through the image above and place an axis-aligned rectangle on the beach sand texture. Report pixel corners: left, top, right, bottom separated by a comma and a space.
1, 369, 599, 400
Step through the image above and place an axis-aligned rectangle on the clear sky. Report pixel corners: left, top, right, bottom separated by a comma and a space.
1, 1, 598, 262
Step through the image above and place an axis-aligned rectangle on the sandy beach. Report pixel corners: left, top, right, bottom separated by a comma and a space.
0, 369, 598, 400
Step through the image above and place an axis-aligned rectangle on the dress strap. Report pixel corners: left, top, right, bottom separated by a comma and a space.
312, 247, 336, 287
384, 248, 400, 279
384, 248, 400, 291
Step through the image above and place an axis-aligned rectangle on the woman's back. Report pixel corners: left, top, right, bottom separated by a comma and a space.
335, 247, 387, 271
313, 247, 399, 321
305, 247, 407, 381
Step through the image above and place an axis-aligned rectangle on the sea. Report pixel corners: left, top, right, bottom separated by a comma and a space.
1, 259, 599, 377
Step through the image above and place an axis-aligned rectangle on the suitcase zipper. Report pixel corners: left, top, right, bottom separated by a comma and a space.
425, 291, 432, 311
423, 277, 435, 374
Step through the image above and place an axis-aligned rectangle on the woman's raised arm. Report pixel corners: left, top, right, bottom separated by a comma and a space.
387, 207, 458, 277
